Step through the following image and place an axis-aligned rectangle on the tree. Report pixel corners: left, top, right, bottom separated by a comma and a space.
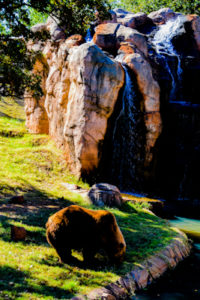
109, 0, 200, 15
0, 0, 111, 98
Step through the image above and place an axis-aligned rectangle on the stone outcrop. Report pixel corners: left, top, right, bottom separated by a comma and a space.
88, 183, 123, 207
148, 7, 177, 24
114, 9, 152, 31
93, 23, 148, 56
11, 225, 27, 241
63, 44, 124, 175
25, 50, 49, 134
25, 7, 200, 196
25, 37, 124, 177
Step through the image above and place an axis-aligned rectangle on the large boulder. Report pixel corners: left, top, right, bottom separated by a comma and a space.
148, 8, 176, 25
93, 23, 148, 56
114, 9, 152, 31
63, 44, 124, 175
31, 23, 47, 34
25, 40, 124, 177
88, 183, 123, 207
46, 16, 66, 41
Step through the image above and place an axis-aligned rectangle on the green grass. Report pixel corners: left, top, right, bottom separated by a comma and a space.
0, 98, 180, 299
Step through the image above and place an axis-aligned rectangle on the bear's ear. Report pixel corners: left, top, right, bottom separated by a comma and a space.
100, 212, 116, 230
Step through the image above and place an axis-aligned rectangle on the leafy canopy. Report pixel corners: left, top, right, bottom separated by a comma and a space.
0, 0, 111, 98
109, 0, 200, 15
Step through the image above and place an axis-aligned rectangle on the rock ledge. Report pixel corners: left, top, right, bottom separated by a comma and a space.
72, 231, 191, 299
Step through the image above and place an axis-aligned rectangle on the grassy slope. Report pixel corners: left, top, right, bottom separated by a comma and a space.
0, 98, 178, 299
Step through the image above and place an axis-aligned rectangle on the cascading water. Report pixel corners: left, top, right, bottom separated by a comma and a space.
103, 64, 145, 193
152, 15, 185, 101
85, 28, 93, 43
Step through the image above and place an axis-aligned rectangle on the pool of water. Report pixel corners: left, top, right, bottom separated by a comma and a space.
133, 217, 200, 300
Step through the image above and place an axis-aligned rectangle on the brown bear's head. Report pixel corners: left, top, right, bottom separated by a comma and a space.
99, 211, 126, 263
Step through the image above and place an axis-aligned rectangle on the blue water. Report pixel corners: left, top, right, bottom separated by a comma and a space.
85, 28, 93, 43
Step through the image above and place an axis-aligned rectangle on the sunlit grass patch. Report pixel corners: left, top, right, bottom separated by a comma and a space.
0, 98, 180, 299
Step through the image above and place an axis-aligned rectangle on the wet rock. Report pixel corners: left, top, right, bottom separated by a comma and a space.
147, 256, 168, 279
130, 267, 151, 289
116, 275, 136, 295
93, 23, 148, 56
148, 8, 176, 25
11, 225, 27, 241
122, 52, 161, 164
88, 183, 123, 207
107, 282, 128, 299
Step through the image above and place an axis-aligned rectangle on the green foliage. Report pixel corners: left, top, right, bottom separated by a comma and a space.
28, 8, 48, 27
0, 0, 111, 98
109, 0, 200, 15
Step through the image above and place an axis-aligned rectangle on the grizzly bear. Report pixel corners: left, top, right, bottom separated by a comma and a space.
46, 205, 126, 264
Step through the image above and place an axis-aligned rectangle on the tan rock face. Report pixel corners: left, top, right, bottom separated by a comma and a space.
25, 41, 124, 177
25, 12, 162, 178
64, 44, 124, 175
93, 23, 148, 56
25, 54, 49, 134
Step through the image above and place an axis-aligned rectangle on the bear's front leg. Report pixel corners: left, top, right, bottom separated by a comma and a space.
56, 247, 72, 264
82, 247, 97, 265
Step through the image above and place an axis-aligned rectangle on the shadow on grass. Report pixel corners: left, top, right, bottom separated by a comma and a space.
0, 265, 75, 299
0, 184, 74, 246
0, 97, 25, 122
0, 111, 25, 122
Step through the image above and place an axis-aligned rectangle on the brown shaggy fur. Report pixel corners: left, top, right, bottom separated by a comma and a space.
46, 205, 126, 264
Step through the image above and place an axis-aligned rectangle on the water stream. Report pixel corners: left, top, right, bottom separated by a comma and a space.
151, 15, 185, 101
85, 28, 93, 42
107, 64, 144, 192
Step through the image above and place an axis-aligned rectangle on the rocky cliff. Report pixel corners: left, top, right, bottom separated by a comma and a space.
25, 9, 200, 200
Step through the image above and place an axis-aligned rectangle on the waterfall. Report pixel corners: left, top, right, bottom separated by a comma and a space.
107, 64, 144, 192
85, 28, 93, 43
113, 65, 137, 141
152, 15, 185, 101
